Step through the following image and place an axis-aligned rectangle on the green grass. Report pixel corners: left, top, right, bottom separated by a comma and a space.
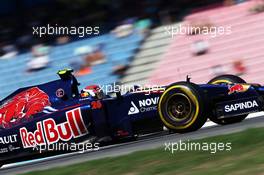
21, 127, 264, 175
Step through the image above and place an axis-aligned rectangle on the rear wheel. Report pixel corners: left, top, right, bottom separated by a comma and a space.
208, 74, 246, 85
208, 74, 247, 125
158, 82, 208, 133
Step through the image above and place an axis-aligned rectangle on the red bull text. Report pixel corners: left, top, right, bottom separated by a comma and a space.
20, 108, 88, 148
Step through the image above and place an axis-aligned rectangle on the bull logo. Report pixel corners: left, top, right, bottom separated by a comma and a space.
228, 84, 250, 95
0, 87, 56, 128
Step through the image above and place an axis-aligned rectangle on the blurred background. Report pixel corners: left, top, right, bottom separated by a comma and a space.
0, 0, 263, 98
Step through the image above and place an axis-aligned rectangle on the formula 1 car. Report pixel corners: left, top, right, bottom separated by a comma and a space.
0, 69, 263, 167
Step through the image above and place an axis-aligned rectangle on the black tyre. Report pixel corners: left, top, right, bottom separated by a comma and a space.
208, 74, 246, 85
208, 74, 247, 125
158, 82, 208, 133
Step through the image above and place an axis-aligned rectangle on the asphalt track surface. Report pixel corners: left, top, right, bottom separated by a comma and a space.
1, 113, 264, 175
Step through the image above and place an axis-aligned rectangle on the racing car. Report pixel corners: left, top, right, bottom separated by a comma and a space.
0, 69, 263, 167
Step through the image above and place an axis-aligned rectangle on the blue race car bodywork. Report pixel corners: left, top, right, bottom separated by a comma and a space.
0, 71, 263, 166
0, 70, 164, 166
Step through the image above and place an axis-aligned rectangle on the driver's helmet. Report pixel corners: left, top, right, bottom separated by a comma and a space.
81, 85, 104, 99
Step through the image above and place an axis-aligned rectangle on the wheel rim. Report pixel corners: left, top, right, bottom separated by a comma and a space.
166, 93, 193, 123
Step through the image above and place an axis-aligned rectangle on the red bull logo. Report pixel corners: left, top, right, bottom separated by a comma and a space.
228, 84, 250, 95
20, 108, 88, 148
0, 87, 53, 128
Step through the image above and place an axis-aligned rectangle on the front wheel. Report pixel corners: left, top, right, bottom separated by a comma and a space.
158, 82, 208, 133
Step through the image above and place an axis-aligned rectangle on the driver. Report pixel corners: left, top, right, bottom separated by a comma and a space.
80, 85, 104, 99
